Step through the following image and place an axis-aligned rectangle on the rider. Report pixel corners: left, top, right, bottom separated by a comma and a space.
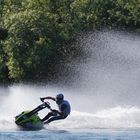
40, 93, 71, 124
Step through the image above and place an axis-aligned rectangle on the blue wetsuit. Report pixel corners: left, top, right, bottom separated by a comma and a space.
42, 100, 71, 124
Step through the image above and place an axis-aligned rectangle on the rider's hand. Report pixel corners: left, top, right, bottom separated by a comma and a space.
51, 109, 58, 115
40, 98, 44, 102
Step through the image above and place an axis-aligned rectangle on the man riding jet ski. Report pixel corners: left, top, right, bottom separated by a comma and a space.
15, 93, 71, 130
40, 93, 71, 124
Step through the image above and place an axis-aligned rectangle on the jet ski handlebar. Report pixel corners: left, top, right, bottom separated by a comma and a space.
40, 99, 53, 111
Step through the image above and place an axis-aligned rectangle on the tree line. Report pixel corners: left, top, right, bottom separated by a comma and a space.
0, 0, 140, 83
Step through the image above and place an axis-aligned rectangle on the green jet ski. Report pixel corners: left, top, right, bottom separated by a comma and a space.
15, 101, 51, 130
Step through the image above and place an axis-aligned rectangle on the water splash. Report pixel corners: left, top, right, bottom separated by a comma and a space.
1, 85, 140, 130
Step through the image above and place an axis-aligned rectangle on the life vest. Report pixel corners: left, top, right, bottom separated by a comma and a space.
57, 100, 71, 116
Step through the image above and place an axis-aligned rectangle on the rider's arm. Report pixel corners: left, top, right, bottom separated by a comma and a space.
41, 96, 56, 101
52, 104, 66, 116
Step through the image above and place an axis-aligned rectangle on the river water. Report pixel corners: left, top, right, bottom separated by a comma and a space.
1, 129, 140, 140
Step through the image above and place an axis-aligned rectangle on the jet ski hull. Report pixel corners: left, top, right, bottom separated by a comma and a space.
15, 111, 44, 130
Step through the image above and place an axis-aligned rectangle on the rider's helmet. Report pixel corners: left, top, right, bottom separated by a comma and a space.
56, 93, 64, 104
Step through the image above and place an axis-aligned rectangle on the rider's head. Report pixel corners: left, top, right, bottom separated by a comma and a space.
56, 93, 64, 104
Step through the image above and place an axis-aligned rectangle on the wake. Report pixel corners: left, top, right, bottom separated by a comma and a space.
1, 107, 140, 130
52, 107, 140, 129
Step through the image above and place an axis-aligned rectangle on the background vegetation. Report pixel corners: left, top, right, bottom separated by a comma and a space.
0, 0, 140, 83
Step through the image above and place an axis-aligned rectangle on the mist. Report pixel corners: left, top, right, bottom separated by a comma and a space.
70, 30, 140, 110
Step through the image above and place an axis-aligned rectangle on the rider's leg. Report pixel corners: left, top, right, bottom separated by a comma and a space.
41, 112, 55, 122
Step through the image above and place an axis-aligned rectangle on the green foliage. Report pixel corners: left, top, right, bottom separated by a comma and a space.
3, 9, 55, 80
0, 0, 140, 83
0, 28, 8, 40
0, 42, 8, 82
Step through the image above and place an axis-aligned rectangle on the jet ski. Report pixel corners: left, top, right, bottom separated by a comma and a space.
15, 101, 51, 130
